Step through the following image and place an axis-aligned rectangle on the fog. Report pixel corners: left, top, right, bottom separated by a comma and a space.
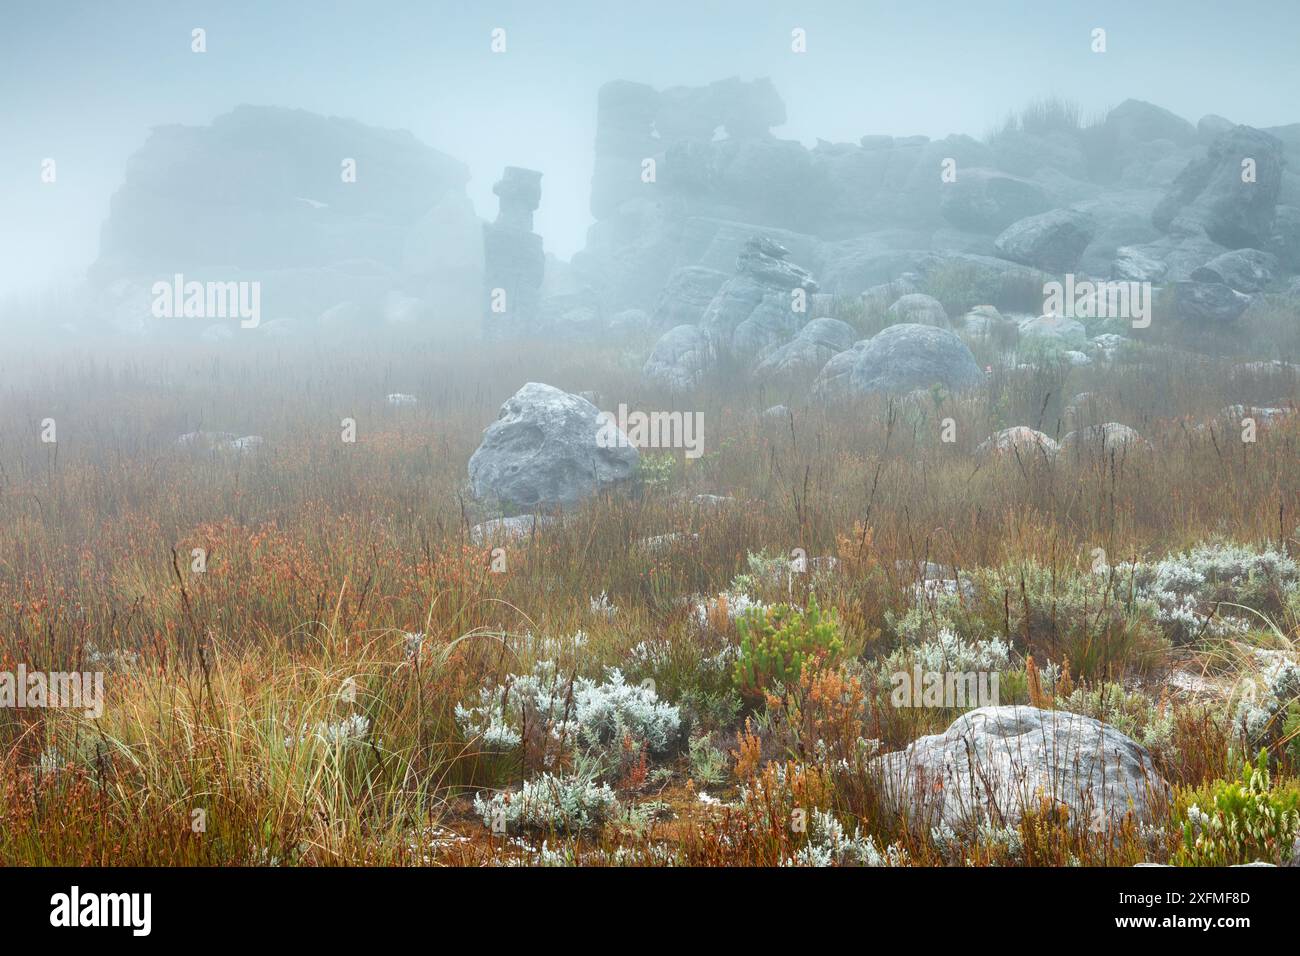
4, 0, 1300, 298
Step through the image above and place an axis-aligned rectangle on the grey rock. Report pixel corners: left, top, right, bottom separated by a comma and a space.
700, 236, 818, 358
1190, 248, 1277, 293
467, 382, 638, 510
1018, 314, 1087, 346
877, 706, 1168, 829
643, 324, 715, 389
753, 317, 856, 378
887, 293, 949, 327
994, 208, 1097, 273
822, 323, 982, 398
1060, 422, 1148, 455
975, 426, 1060, 459
650, 266, 729, 328
468, 514, 556, 546
1153, 126, 1285, 248
939, 169, 1051, 233
1112, 245, 1168, 282
1170, 280, 1252, 325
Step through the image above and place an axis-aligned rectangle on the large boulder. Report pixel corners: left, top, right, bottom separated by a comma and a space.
643, 324, 715, 389
877, 706, 1167, 829
467, 383, 638, 510
821, 323, 983, 398
1152, 126, 1285, 249
939, 169, 1051, 233
975, 426, 1059, 459
1189, 248, 1277, 293
1170, 280, 1253, 326
753, 317, 856, 379
994, 208, 1097, 273
886, 293, 949, 327
700, 236, 818, 358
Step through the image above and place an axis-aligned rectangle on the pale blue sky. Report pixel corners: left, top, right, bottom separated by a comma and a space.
3, 0, 1298, 294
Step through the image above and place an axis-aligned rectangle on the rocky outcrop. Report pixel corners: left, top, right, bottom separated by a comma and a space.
91, 105, 480, 334
482, 167, 545, 334
700, 236, 818, 359
467, 383, 638, 510
1152, 126, 1285, 249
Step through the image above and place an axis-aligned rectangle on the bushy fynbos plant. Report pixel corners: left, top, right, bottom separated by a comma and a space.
1123, 541, 1298, 642
1175, 750, 1300, 866
456, 660, 682, 765
473, 772, 619, 834
733, 594, 844, 698
1236, 658, 1300, 759
787, 809, 905, 867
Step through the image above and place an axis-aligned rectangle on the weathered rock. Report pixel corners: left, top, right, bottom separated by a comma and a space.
1018, 313, 1087, 346
753, 317, 856, 378
975, 426, 1059, 459
1152, 126, 1285, 248
643, 324, 714, 389
468, 514, 557, 546
886, 293, 949, 327
1112, 245, 1168, 282
939, 169, 1051, 233
90, 105, 477, 326
700, 236, 818, 358
1170, 280, 1252, 326
877, 706, 1168, 829
1060, 422, 1148, 455
1189, 248, 1277, 293
467, 383, 638, 510
820, 323, 982, 399
650, 266, 729, 328
482, 167, 544, 333
1268, 205, 1300, 271
994, 208, 1097, 272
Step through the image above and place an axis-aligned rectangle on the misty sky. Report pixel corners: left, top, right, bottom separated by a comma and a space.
3, 0, 1299, 297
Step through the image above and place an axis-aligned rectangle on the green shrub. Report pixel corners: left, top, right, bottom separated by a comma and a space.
733, 594, 845, 698
1174, 750, 1300, 866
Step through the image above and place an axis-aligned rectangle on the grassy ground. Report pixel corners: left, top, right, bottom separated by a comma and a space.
1, 331, 1298, 866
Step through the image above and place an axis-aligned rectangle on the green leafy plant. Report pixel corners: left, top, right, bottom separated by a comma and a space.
1174, 750, 1300, 866
733, 594, 844, 699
